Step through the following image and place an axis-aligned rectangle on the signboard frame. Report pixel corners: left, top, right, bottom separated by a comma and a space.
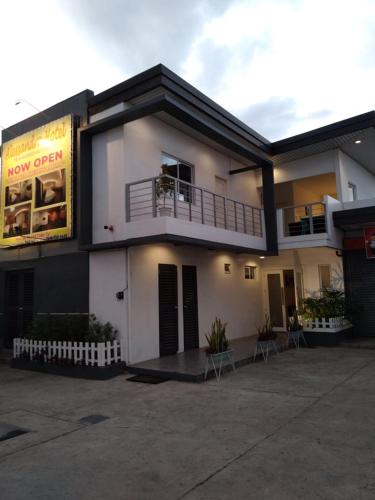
0, 115, 74, 247
364, 228, 375, 259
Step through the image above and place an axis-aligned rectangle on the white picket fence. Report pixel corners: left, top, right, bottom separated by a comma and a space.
13, 338, 122, 367
303, 317, 352, 333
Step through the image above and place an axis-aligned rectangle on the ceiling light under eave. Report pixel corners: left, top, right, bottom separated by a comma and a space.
259, 256, 265, 259
354, 139, 362, 144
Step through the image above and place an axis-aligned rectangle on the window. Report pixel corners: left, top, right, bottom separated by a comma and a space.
161, 153, 193, 203
348, 183, 357, 202
319, 265, 331, 290
244, 266, 256, 280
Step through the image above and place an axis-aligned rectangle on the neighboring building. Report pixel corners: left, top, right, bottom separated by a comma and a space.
0, 90, 93, 349
1, 64, 375, 363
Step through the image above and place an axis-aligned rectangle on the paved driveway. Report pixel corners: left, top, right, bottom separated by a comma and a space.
0, 347, 374, 500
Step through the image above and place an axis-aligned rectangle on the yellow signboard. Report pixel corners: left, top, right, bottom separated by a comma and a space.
0, 115, 73, 246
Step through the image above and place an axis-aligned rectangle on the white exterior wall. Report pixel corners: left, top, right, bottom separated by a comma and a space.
89, 250, 129, 361
271, 150, 338, 185
262, 247, 343, 299
89, 243, 264, 364
92, 116, 260, 245
336, 150, 375, 201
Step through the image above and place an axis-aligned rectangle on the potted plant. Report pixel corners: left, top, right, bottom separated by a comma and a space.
253, 315, 278, 362
287, 310, 306, 348
302, 288, 352, 346
256, 315, 277, 342
156, 166, 175, 216
204, 318, 235, 380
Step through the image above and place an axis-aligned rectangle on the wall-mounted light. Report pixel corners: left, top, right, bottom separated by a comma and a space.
259, 256, 265, 259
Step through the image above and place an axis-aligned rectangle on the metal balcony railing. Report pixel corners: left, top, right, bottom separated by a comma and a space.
125, 175, 263, 237
282, 202, 326, 237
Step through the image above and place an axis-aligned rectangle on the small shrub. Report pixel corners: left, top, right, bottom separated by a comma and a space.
25, 314, 117, 343
302, 288, 348, 320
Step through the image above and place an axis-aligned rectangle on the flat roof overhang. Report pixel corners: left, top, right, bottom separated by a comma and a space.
333, 205, 375, 231
80, 93, 272, 168
271, 111, 375, 173
89, 64, 271, 154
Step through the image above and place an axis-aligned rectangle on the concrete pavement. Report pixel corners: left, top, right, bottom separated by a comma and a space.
0, 347, 374, 499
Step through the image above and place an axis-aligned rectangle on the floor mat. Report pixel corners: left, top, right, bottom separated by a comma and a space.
127, 374, 167, 384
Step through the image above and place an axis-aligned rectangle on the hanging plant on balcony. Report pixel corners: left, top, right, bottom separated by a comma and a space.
156, 165, 175, 216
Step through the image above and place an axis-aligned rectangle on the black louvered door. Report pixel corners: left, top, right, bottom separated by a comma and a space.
159, 264, 178, 356
5, 270, 34, 348
182, 266, 199, 350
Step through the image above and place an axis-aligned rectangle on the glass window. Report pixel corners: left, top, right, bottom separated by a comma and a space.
244, 266, 256, 280
161, 153, 193, 202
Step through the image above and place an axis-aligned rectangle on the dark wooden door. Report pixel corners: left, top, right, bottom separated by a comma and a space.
4, 270, 34, 348
159, 264, 178, 356
182, 265, 199, 350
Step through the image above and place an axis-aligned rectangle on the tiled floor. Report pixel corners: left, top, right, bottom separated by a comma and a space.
127, 335, 287, 382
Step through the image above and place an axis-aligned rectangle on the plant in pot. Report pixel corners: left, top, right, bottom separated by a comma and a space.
156, 166, 175, 216
256, 315, 277, 342
253, 315, 278, 362
287, 310, 305, 347
204, 318, 235, 380
205, 317, 230, 356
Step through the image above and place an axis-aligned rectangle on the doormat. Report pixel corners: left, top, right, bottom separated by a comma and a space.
127, 375, 167, 384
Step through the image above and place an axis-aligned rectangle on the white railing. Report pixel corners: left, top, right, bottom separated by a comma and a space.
282, 202, 326, 237
303, 317, 351, 333
125, 175, 263, 237
13, 338, 122, 367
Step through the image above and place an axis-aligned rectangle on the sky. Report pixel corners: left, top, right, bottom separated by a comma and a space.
1, 0, 375, 142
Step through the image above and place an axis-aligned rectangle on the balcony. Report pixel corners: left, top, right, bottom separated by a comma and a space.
124, 175, 266, 251
277, 196, 343, 250
283, 202, 326, 237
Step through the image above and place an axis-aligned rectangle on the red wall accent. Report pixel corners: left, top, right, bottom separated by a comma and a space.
344, 237, 365, 251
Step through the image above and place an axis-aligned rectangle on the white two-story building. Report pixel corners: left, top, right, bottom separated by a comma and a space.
1, 65, 375, 363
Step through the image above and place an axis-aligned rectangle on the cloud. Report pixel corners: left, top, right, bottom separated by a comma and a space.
1, 0, 375, 142
239, 97, 298, 140
57, 0, 233, 75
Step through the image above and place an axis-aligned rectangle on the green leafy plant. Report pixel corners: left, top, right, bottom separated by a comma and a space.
256, 315, 277, 341
287, 310, 303, 332
156, 166, 175, 208
25, 314, 117, 343
205, 317, 229, 354
302, 288, 348, 320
